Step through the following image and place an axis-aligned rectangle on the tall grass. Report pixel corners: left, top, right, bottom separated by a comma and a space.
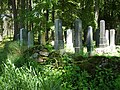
0, 41, 62, 90
0, 59, 62, 90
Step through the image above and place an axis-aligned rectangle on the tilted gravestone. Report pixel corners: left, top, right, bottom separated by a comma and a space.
74, 19, 83, 53
105, 30, 109, 47
54, 19, 64, 50
28, 31, 34, 48
86, 26, 93, 56
66, 29, 74, 52
20, 28, 28, 46
99, 20, 106, 48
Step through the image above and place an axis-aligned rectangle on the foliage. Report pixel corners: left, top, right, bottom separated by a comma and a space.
0, 60, 62, 90
0, 42, 120, 89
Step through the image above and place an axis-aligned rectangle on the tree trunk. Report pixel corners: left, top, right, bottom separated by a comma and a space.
12, 0, 19, 40
20, 0, 25, 28
45, 9, 49, 42
95, 0, 99, 29
51, 5, 55, 40
29, 0, 33, 31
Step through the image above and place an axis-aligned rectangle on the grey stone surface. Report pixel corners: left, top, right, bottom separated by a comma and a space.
110, 29, 115, 47
66, 29, 74, 52
105, 30, 109, 46
99, 20, 106, 48
28, 31, 34, 48
74, 19, 83, 53
86, 26, 93, 56
54, 19, 64, 50
20, 28, 28, 46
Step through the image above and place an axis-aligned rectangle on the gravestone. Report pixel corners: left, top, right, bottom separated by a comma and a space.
105, 30, 109, 46
16, 34, 20, 41
74, 19, 83, 53
110, 29, 115, 47
20, 28, 28, 46
95, 29, 100, 47
54, 19, 64, 50
86, 26, 93, 56
28, 31, 34, 48
99, 20, 106, 48
66, 29, 74, 52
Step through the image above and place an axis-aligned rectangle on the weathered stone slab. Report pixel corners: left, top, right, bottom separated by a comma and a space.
99, 20, 106, 48
105, 30, 109, 47
54, 19, 64, 50
20, 28, 28, 46
66, 29, 74, 52
86, 26, 93, 56
74, 19, 83, 53
28, 31, 34, 48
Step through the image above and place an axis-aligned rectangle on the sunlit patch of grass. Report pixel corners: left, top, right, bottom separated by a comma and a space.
0, 59, 62, 90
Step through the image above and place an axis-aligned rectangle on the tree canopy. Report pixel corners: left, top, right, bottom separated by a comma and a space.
0, 0, 120, 41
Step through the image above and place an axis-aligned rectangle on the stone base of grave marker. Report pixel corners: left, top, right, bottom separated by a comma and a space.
55, 40, 64, 50
74, 47, 80, 53
99, 37, 107, 48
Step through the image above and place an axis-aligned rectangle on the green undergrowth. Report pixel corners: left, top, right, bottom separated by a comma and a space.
0, 41, 120, 89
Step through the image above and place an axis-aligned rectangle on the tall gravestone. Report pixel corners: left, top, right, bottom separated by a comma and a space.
86, 26, 93, 56
74, 19, 83, 53
99, 20, 106, 48
110, 29, 115, 52
28, 31, 34, 48
54, 19, 64, 50
105, 30, 109, 46
110, 29, 115, 47
66, 29, 74, 52
20, 28, 28, 46
95, 29, 100, 47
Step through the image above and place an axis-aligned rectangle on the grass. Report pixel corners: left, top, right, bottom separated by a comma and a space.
0, 41, 120, 89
